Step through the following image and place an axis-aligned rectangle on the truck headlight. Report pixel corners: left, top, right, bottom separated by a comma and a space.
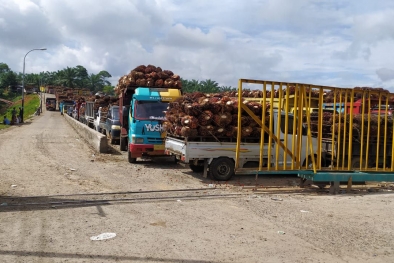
131, 137, 144, 144
111, 125, 120, 130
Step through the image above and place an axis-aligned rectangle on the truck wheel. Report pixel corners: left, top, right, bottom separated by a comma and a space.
128, 151, 137, 163
209, 157, 234, 181
189, 164, 204, 173
120, 137, 127, 151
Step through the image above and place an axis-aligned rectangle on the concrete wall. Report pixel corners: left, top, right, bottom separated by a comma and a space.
64, 114, 108, 153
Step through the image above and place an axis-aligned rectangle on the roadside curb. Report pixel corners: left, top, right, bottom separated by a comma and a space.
63, 114, 108, 153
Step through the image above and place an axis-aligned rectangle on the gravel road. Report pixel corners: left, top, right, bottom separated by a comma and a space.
0, 96, 393, 263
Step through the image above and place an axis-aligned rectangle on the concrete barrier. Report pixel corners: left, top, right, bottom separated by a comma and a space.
64, 114, 108, 153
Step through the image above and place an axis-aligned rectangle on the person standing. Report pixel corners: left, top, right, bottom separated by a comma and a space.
19, 107, 23, 122
11, 107, 17, 125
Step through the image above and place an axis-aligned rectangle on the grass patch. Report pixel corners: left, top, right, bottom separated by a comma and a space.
0, 94, 40, 130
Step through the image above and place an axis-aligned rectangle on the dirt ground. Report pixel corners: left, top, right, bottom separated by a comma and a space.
0, 97, 394, 263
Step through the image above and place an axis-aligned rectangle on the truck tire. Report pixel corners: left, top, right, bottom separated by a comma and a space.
189, 164, 204, 173
120, 137, 127, 151
209, 157, 234, 181
128, 150, 137, 163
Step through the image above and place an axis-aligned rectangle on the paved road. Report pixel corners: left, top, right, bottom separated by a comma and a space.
0, 97, 393, 263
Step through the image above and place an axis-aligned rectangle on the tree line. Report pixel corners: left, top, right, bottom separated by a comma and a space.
0, 62, 236, 96
0, 63, 113, 95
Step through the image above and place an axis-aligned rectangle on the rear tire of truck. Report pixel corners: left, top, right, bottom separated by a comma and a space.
128, 151, 137, 163
120, 137, 127, 151
189, 164, 204, 173
209, 157, 234, 181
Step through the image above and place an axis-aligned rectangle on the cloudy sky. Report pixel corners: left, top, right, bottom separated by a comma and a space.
1, 0, 394, 90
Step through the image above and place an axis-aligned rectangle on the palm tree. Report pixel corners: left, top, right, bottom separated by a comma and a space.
74, 65, 88, 87
84, 71, 112, 92
200, 79, 219, 93
59, 67, 78, 88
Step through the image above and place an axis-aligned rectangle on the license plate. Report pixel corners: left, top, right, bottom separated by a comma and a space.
154, 144, 165, 151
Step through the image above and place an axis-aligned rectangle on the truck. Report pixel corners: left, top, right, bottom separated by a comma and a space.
104, 105, 121, 145
59, 100, 75, 115
45, 98, 56, 111
165, 79, 394, 189
83, 101, 95, 128
93, 107, 107, 133
119, 86, 182, 163
165, 110, 315, 180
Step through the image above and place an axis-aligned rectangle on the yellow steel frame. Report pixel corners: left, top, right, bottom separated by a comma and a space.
235, 79, 394, 174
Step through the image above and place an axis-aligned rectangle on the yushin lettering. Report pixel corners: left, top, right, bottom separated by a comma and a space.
144, 124, 164, 132
149, 96, 174, 101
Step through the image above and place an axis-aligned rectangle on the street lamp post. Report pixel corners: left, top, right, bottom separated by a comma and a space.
21, 48, 46, 123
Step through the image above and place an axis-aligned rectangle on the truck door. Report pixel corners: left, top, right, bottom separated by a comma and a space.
275, 114, 297, 168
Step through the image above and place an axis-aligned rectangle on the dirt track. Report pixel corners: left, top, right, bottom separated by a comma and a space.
0, 97, 394, 263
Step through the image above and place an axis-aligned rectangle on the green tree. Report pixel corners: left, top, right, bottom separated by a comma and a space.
0, 63, 10, 74
200, 79, 219, 93
60, 67, 78, 88
74, 65, 88, 87
103, 85, 115, 95
219, 86, 236, 92
84, 71, 112, 92
0, 71, 18, 90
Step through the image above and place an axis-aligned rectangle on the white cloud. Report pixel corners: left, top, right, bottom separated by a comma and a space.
376, 68, 394, 82
1, 0, 394, 91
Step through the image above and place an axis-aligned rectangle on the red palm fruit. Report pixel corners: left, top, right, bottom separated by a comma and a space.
198, 125, 214, 137
163, 70, 174, 76
209, 103, 222, 114
198, 110, 213, 126
180, 127, 198, 138
224, 100, 235, 113
164, 78, 175, 87
212, 112, 232, 127
181, 115, 199, 129
225, 126, 237, 137
155, 79, 164, 87
134, 65, 146, 73
146, 78, 154, 87
214, 127, 226, 137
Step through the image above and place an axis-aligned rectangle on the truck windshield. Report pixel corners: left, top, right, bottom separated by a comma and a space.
135, 101, 167, 120
112, 110, 119, 120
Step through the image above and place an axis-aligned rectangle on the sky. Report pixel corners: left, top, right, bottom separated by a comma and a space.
1, 0, 394, 90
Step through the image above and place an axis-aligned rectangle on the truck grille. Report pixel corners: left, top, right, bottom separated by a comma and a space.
147, 137, 163, 144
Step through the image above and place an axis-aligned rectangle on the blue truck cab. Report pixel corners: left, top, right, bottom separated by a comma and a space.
59, 100, 75, 115
119, 86, 182, 163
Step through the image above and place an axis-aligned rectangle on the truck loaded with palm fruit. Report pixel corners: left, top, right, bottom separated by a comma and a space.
115, 64, 183, 163
164, 79, 394, 186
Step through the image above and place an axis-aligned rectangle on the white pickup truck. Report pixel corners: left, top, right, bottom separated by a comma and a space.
165, 111, 322, 181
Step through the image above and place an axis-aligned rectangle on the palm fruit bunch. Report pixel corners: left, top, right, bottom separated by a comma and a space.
323, 114, 393, 141
198, 110, 214, 126
180, 126, 198, 137
324, 87, 389, 103
198, 125, 215, 137
164, 91, 271, 139
114, 64, 182, 95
